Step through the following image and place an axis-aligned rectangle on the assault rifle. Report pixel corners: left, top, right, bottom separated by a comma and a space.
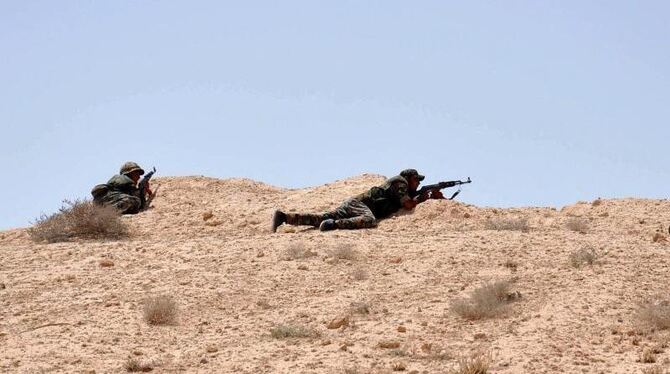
413, 177, 472, 200
138, 167, 157, 210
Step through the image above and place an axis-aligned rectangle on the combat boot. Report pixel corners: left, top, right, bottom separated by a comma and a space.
272, 210, 287, 232
319, 219, 337, 231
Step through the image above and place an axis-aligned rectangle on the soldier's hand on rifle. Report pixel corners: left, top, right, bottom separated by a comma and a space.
418, 189, 430, 203
430, 190, 445, 199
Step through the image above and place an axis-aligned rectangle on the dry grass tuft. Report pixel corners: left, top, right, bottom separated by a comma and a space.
351, 301, 371, 315
143, 295, 178, 325
484, 217, 529, 232
642, 365, 667, 374
566, 217, 589, 234
351, 268, 369, 281
29, 199, 128, 243
569, 247, 598, 268
328, 243, 358, 261
641, 349, 657, 363
637, 298, 670, 330
124, 357, 154, 372
270, 324, 318, 339
283, 242, 316, 260
449, 351, 491, 374
451, 280, 519, 320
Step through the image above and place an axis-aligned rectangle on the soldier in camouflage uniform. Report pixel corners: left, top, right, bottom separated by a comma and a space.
91, 162, 154, 214
272, 169, 441, 232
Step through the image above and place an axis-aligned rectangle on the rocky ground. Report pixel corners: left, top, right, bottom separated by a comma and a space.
1, 175, 669, 373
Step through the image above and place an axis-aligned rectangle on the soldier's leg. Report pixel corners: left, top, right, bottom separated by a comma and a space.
273, 202, 351, 232
330, 199, 377, 230
105, 193, 141, 214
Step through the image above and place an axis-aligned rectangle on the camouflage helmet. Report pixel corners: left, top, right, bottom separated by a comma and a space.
119, 161, 145, 176
400, 168, 425, 181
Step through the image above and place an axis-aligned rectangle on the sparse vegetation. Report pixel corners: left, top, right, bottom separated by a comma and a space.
569, 247, 598, 268
124, 357, 154, 372
451, 280, 519, 320
641, 349, 657, 363
566, 217, 589, 234
503, 259, 518, 272
484, 217, 529, 232
637, 298, 670, 330
283, 242, 316, 260
642, 365, 667, 374
351, 268, 369, 281
143, 295, 178, 325
328, 243, 358, 260
350, 301, 371, 315
270, 323, 318, 339
449, 351, 491, 374
29, 199, 128, 243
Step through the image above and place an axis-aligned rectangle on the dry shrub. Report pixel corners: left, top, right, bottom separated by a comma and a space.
328, 243, 358, 261
641, 349, 657, 363
642, 365, 667, 374
502, 259, 518, 272
29, 199, 128, 243
449, 351, 491, 374
143, 295, 178, 325
124, 357, 154, 372
270, 324, 318, 339
566, 217, 589, 234
569, 247, 598, 268
283, 242, 316, 260
637, 298, 670, 330
351, 268, 369, 281
484, 217, 529, 232
451, 280, 519, 320
350, 301, 371, 315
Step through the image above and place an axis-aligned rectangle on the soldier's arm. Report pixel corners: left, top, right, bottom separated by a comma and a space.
395, 181, 419, 210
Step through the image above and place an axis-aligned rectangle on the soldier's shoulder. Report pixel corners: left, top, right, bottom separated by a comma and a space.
385, 175, 408, 185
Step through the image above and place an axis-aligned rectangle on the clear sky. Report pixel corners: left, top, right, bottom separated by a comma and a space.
1, 1, 668, 230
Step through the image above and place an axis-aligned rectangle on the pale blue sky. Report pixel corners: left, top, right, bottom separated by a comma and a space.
1, 1, 668, 229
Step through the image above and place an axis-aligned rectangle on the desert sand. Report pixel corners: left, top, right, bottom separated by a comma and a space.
1, 174, 669, 373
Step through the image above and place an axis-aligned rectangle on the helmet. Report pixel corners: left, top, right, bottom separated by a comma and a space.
119, 161, 145, 176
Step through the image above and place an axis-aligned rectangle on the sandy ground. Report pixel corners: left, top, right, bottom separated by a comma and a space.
1, 175, 669, 373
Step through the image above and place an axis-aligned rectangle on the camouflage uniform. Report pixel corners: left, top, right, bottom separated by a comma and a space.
283, 175, 412, 230
91, 162, 145, 214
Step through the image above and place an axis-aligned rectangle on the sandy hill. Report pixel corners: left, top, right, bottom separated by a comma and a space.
1, 175, 669, 373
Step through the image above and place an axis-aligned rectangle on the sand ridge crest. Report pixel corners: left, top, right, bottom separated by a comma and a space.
1, 175, 669, 373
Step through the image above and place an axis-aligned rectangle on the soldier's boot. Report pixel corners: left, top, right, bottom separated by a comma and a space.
285, 213, 323, 227
334, 216, 377, 230
271, 210, 287, 233
319, 219, 337, 231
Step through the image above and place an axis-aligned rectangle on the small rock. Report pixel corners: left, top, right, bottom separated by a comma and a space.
206, 345, 218, 353
421, 343, 432, 353
297, 265, 309, 271
653, 233, 667, 243
204, 220, 223, 227
256, 251, 265, 258
474, 333, 487, 340
397, 326, 407, 333
339, 344, 348, 351
392, 362, 406, 371
327, 317, 349, 329
0, 283, 5, 290
378, 340, 401, 349
200, 358, 208, 364
202, 211, 214, 221
99, 259, 114, 268
321, 339, 332, 346
591, 199, 602, 207
389, 256, 402, 264
420, 321, 428, 327
132, 350, 143, 356
463, 212, 471, 219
